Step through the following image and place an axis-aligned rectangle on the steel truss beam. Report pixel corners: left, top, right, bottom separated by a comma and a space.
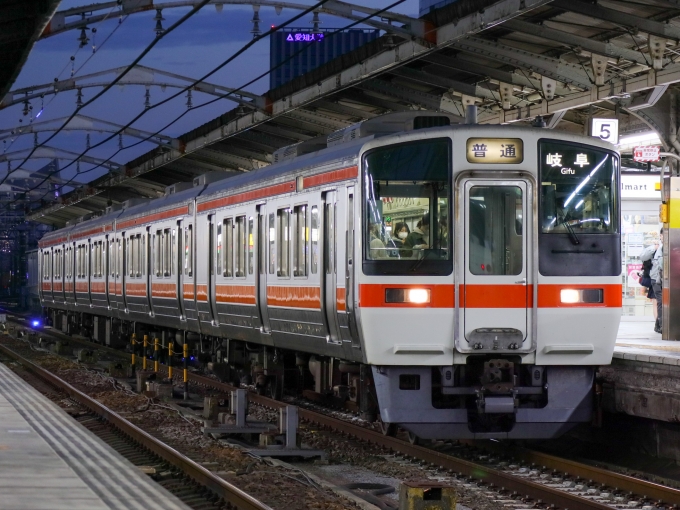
0, 114, 176, 146
503, 19, 659, 67
1, 65, 262, 111
44, 0, 427, 42
452, 37, 596, 90
0, 146, 120, 170
552, 0, 680, 41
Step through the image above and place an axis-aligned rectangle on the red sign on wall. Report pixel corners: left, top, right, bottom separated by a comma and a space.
633, 146, 661, 162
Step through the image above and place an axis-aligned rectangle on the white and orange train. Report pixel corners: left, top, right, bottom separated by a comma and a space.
39, 112, 622, 439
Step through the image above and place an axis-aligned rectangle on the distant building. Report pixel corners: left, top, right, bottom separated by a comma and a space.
419, 0, 459, 17
270, 28, 380, 89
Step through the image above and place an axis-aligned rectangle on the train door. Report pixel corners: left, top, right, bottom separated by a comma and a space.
255, 205, 271, 333
461, 178, 532, 352
322, 191, 341, 344
182, 223, 196, 322
345, 187, 360, 346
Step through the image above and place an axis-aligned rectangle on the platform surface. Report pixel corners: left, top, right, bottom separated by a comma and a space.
0, 360, 190, 510
614, 321, 680, 364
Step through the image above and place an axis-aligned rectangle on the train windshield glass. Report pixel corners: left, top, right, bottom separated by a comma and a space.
362, 138, 452, 276
539, 141, 619, 234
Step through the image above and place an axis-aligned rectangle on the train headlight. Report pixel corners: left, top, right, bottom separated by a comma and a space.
560, 288, 603, 304
385, 288, 431, 304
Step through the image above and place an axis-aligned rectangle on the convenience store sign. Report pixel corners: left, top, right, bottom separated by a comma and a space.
621, 175, 661, 199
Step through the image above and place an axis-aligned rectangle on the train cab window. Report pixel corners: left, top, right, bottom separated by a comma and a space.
42, 252, 50, 280
311, 206, 319, 274
362, 138, 452, 276
539, 141, 618, 234
184, 225, 193, 277
236, 215, 247, 277
293, 205, 307, 277
468, 186, 523, 276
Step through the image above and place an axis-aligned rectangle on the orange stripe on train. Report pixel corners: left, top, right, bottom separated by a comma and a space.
267, 286, 320, 309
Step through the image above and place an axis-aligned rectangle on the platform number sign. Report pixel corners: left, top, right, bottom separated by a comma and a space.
591, 118, 619, 144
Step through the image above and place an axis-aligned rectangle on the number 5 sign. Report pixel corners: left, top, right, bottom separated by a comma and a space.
591, 118, 619, 144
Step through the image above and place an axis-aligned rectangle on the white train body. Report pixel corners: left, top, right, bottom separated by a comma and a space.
39, 113, 621, 439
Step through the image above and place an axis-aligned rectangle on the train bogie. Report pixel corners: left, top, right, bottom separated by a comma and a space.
39, 112, 621, 439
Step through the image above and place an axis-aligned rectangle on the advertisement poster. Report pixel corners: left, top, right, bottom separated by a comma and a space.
627, 263, 642, 288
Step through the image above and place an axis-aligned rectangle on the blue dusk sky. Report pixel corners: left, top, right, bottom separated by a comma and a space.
1, 0, 420, 194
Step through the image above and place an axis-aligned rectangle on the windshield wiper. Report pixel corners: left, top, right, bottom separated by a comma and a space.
562, 220, 580, 245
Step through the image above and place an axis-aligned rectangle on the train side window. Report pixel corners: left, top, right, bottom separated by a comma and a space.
184, 225, 193, 277
141, 234, 146, 277
163, 228, 171, 277
248, 217, 254, 275
468, 186, 523, 276
154, 231, 161, 276
110, 241, 115, 278
236, 215, 247, 277
293, 205, 307, 277
311, 206, 318, 274
216, 222, 223, 277
117, 239, 122, 278
224, 218, 233, 277
172, 229, 176, 276
269, 213, 275, 275
276, 208, 290, 277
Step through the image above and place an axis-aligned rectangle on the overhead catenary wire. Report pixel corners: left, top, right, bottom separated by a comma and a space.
28, 0, 406, 199
3, 13, 131, 156
0, 0, 215, 188
6, 0, 333, 196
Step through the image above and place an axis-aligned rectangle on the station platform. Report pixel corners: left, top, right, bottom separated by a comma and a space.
0, 361, 190, 510
614, 320, 680, 364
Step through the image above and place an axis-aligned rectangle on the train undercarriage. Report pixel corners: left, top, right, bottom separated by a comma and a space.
44, 308, 595, 440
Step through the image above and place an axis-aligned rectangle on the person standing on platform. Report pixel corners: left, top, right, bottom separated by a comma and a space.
641, 228, 664, 334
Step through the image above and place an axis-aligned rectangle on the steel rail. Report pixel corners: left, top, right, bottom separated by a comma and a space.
0, 342, 272, 510
9, 319, 680, 507
183, 373, 614, 510
475, 443, 680, 506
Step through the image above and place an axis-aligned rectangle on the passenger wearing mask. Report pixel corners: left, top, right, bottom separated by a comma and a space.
641, 228, 664, 334
404, 214, 430, 256
390, 222, 410, 249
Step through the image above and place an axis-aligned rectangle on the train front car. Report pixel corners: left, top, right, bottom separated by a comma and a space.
357, 126, 621, 440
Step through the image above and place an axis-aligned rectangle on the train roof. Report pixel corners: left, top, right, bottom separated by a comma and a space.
197, 137, 366, 204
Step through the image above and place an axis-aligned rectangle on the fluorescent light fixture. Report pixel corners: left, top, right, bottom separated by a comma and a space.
618, 132, 661, 147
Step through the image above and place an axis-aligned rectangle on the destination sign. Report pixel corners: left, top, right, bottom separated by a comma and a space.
466, 138, 524, 164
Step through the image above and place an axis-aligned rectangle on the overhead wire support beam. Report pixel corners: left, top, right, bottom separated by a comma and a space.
502, 19, 663, 67
1, 65, 264, 111
0, 146, 120, 171
0, 114, 177, 146
43, 0, 428, 42
551, 0, 680, 42
452, 37, 597, 90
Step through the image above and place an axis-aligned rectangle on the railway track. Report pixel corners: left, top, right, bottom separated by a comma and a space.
0, 341, 271, 510
8, 316, 680, 510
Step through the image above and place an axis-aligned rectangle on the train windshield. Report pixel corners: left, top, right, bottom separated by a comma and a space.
540, 141, 619, 234
362, 138, 452, 276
